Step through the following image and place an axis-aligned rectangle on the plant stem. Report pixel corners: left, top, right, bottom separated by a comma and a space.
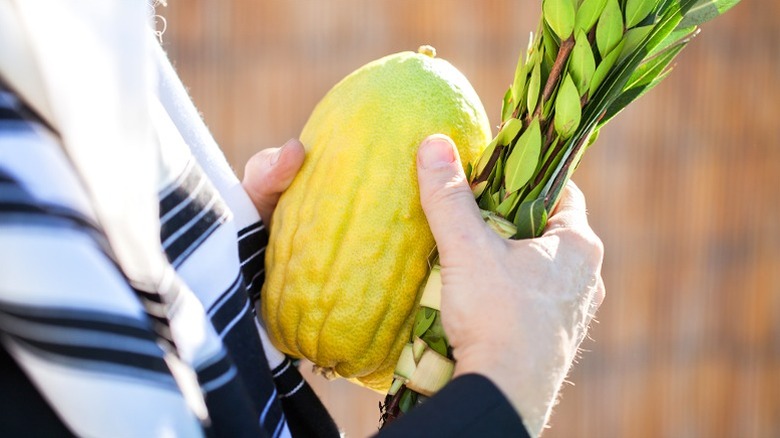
535, 36, 575, 120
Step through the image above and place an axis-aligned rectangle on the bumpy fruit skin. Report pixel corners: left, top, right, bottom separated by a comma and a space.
261, 50, 491, 392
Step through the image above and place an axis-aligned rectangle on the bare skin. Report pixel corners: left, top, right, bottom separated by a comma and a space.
242, 138, 306, 228
243, 134, 605, 437
416, 134, 605, 436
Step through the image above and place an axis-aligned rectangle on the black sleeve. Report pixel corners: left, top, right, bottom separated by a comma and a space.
0, 343, 75, 437
377, 374, 531, 438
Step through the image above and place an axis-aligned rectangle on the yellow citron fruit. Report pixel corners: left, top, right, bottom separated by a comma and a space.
261, 46, 491, 392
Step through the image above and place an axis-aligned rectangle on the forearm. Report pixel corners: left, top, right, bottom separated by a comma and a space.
453, 331, 573, 437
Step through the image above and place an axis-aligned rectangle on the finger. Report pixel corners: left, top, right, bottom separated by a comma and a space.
552, 180, 586, 216
579, 275, 606, 347
545, 180, 589, 233
542, 180, 605, 286
416, 135, 491, 259
242, 138, 306, 226
592, 275, 606, 310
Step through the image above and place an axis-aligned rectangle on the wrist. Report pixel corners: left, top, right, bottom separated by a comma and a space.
452, 337, 570, 437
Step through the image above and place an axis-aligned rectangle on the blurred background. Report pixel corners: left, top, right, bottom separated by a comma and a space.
159, 1, 778, 437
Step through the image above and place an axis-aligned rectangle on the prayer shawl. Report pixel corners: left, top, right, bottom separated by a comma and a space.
0, 2, 529, 437
0, 1, 337, 436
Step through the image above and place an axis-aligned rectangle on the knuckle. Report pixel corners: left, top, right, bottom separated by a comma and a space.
422, 180, 476, 218
423, 175, 469, 208
558, 226, 604, 265
588, 232, 605, 261
594, 277, 606, 304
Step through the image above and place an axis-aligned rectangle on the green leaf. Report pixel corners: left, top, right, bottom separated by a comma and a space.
524, 135, 565, 202
538, 1, 694, 210
510, 55, 529, 109
628, 40, 686, 89
575, 0, 608, 33
544, 0, 576, 40
618, 24, 654, 63
645, 0, 695, 51
596, 0, 624, 57
501, 87, 514, 123
480, 191, 500, 211
471, 180, 488, 198
537, 0, 699, 218
527, 61, 542, 115
584, 0, 691, 130
602, 67, 672, 123
425, 311, 447, 338
490, 154, 505, 193
651, 24, 697, 58
474, 137, 499, 178
569, 30, 596, 96
477, 193, 491, 210
554, 74, 582, 139
504, 118, 542, 193
498, 117, 524, 145
399, 388, 417, 413
424, 335, 449, 357
480, 151, 502, 196
412, 307, 437, 339
679, 0, 741, 27
589, 40, 624, 98
625, 0, 660, 28
602, 40, 686, 123
513, 198, 548, 239
586, 127, 601, 149
542, 22, 559, 71
496, 191, 520, 218
657, 0, 679, 12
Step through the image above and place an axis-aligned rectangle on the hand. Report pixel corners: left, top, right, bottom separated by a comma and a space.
242, 139, 306, 227
416, 134, 605, 437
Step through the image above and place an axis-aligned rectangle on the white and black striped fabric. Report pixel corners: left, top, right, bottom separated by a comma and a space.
0, 43, 529, 438
0, 76, 338, 437
0, 87, 207, 436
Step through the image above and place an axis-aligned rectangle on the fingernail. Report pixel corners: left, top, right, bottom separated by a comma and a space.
419, 136, 456, 169
272, 139, 295, 165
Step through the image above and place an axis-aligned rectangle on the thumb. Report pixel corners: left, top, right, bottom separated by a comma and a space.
416, 135, 490, 258
243, 138, 306, 226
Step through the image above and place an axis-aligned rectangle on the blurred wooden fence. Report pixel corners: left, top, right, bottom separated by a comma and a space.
160, 1, 779, 437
